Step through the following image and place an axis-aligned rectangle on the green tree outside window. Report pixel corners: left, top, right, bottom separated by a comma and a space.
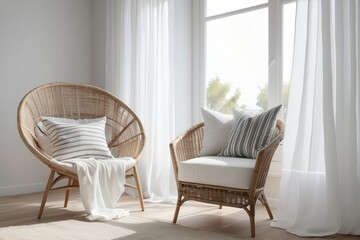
206, 75, 290, 118
256, 81, 290, 119
206, 76, 245, 114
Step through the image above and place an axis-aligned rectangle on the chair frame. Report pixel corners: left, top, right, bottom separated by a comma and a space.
17, 82, 146, 219
170, 119, 285, 237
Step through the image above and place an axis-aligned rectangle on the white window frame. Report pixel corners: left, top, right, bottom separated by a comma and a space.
192, 0, 295, 124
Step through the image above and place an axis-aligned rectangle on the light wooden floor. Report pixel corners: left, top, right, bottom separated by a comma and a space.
0, 190, 357, 239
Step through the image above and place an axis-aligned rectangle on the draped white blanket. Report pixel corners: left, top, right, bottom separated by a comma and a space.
62, 157, 136, 221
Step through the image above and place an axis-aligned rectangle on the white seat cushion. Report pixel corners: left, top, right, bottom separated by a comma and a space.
178, 156, 256, 189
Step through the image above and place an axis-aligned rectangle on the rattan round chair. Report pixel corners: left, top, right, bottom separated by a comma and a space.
17, 82, 145, 219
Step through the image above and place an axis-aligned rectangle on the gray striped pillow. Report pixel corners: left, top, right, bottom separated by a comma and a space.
41, 117, 113, 161
219, 105, 281, 159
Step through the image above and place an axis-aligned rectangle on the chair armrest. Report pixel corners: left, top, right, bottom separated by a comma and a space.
251, 119, 285, 191
169, 122, 204, 179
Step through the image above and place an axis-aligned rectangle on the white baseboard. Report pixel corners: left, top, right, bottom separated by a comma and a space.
0, 182, 46, 197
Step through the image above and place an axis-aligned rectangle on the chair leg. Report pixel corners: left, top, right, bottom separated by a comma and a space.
219, 205, 223, 209
173, 193, 183, 223
249, 202, 256, 237
133, 165, 144, 211
260, 193, 273, 219
250, 214, 255, 237
64, 178, 73, 208
38, 170, 55, 219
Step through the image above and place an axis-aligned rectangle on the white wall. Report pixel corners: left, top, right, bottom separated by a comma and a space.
91, 0, 107, 89
0, 0, 92, 196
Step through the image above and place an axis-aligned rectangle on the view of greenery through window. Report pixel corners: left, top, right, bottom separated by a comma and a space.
205, 1, 296, 120
256, 81, 290, 119
206, 76, 244, 114
206, 78, 290, 117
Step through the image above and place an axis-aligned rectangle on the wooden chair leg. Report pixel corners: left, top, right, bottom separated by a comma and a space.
249, 202, 256, 237
260, 193, 273, 219
64, 178, 73, 208
250, 215, 255, 237
133, 165, 144, 211
219, 205, 223, 209
173, 193, 182, 223
38, 170, 55, 219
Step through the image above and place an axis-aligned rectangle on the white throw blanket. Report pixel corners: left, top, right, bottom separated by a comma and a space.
62, 157, 135, 221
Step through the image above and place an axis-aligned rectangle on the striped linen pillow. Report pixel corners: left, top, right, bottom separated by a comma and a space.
41, 116, 113, 161
219, 105, 281, 159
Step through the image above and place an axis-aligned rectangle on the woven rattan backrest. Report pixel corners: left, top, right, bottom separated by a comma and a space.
252, 119, 285, 191
17, 82, 145, 166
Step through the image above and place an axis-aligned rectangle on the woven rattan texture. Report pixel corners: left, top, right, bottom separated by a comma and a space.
170, 119, 285, 237
17, 82, 146, 218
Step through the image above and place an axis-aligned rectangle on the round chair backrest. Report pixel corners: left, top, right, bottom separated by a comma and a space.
17, 82, 145, 168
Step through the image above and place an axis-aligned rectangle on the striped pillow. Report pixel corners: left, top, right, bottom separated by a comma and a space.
41, 116, 113, 161
219, 105, 281, 159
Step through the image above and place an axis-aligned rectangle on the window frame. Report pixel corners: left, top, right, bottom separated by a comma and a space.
192, 0, 295, 123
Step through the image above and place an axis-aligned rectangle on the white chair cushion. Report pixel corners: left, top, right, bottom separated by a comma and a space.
178, 156, 256, 189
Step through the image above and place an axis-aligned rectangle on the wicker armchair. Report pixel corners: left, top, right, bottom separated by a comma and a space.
170, 119, 285, 237
17, 82, 145, 219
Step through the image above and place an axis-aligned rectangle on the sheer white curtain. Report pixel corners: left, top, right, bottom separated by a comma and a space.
271, 0, 360, 236
105, 0, 177, 200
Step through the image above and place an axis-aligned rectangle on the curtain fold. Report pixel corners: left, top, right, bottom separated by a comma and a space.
271, 0, 360, 236
105, 0, 177, 201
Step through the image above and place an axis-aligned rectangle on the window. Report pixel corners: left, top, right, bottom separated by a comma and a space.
193, 0, 296, 120
282, 1, 296, 119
